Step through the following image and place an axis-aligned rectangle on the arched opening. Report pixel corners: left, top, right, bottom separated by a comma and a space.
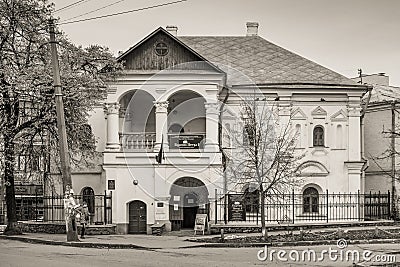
169, 177, 209, 230
313, 125, 324, 147
81, 187, 95, 223
119, 90, 156, 150
128, 200, 147, 234
303, 187, 319, 213
167, 90, 206, 150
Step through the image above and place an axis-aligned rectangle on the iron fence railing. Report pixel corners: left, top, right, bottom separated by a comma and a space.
14, 191, 112, 225
214, 190, 391, 224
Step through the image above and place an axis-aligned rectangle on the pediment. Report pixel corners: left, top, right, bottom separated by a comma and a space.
118, 28, 221, 72
311, 106, 327, 118
296, 161, 329, 177
291, 107, 307, 120
331, 109, 347, 121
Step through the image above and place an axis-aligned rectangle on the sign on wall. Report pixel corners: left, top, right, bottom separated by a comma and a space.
108, 180, 115, 190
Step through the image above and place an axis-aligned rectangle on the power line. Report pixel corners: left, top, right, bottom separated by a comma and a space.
58, 0, 187, 25
61, 0, 127, 23
54, 0, 86, 13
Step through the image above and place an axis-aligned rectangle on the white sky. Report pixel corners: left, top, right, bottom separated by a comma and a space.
51, 0, 400, 86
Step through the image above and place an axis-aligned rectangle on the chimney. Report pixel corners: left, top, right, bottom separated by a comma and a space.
246, 22, 259, 36
166, 25, 178, 36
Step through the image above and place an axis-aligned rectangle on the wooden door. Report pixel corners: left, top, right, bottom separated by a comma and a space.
128, 201, 147, 234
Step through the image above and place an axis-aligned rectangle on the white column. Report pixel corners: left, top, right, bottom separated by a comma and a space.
154, 101, 169, 152
346, 101, 363, 193
204, 102, 220, 152
347, 104, 362, 161
104, 103, 120, 151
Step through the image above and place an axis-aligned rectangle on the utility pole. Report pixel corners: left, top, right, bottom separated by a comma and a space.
48, 19, 79, 241
391, 101, 397, 220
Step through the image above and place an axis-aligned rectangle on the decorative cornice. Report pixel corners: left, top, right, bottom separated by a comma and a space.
104, 103, 120, 115
311, 106, 327, 118
154, 101, 169, 112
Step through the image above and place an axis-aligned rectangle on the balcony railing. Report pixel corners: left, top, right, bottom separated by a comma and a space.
120, 132, 156, 151
168, 133, 206, 150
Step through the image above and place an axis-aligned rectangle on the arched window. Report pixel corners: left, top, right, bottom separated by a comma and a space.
243, 125, 254, 146
303, 187, 319, 213
313, 126, 324, 147
82, 187, 95, 215
244, 187, 259, 213
336, 124, 343, 149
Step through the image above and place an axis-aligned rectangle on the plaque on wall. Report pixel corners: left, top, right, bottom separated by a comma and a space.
228, 194, 246, 221
108, 180, 115, 190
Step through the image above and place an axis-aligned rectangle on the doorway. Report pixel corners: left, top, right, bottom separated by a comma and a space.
128, 200, 147, 234
182, 193, 198, 228
169, 177, 209, 231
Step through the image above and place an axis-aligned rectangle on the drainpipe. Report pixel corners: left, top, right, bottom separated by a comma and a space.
218, 84, 230, 224
360, 86, 373, 195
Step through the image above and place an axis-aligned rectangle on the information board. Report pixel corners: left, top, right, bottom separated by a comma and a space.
228, 194, 246, 221
194, 214, 208, 235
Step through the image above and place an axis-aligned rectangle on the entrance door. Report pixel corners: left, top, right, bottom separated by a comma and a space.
128, 201, 147, 234
182, 193, 198, 228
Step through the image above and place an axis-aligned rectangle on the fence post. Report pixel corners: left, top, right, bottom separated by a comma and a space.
357, 190, 360, 221
104, 190, 107, 225
292, 189, 295, 224
378, 191, 381, 219
51, 190, 54, 222
35, 190, 38, 221
215, 189, 218, 225
388, 190, 391, 219
326, 189, 329, 223
107, 191, 112, 224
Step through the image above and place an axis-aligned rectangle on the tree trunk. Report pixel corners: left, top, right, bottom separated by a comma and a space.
260, 185, 267, 239
66, 214, 79, 242
4, 139, 21, 235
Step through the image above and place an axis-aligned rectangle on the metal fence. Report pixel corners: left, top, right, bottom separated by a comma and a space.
214, 190, 391, 224
14, 192, 112, 225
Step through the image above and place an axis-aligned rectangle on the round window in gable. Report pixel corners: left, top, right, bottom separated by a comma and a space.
155, 42, 169, 56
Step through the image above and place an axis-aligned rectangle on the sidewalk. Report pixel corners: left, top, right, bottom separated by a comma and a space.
0, 232, 208, 249
1, 224, 400, 250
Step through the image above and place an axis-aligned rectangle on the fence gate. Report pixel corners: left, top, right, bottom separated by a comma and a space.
364, 191, 391, 220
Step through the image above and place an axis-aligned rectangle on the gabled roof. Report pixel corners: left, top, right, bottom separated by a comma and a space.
178, 36, 358, 86
117, 27, 223, 73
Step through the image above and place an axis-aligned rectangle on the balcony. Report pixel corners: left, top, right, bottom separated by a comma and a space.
120, 132, 156, 151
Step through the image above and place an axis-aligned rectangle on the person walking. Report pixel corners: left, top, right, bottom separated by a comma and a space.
80, 202, 90, 239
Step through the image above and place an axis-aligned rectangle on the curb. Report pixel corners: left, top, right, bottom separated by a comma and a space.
181, 238, 400, 248
0, 235, 153, 250
2, 234, 400, 250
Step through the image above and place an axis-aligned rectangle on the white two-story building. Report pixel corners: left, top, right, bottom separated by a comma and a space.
70, 23, 368, 234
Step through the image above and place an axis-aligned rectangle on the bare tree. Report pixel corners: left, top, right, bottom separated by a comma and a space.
0, 0, 121, 234
223, 97, 303, 238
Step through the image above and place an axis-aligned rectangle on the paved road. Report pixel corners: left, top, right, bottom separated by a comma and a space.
1, 239, 400, 267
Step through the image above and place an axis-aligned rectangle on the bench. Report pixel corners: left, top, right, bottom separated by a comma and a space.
150, 223, 165, 236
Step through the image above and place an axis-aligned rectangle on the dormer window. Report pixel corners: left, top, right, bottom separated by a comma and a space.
155, 42, 168, 56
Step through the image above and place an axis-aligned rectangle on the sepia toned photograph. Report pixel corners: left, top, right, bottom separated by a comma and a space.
1, 0, 399, 266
